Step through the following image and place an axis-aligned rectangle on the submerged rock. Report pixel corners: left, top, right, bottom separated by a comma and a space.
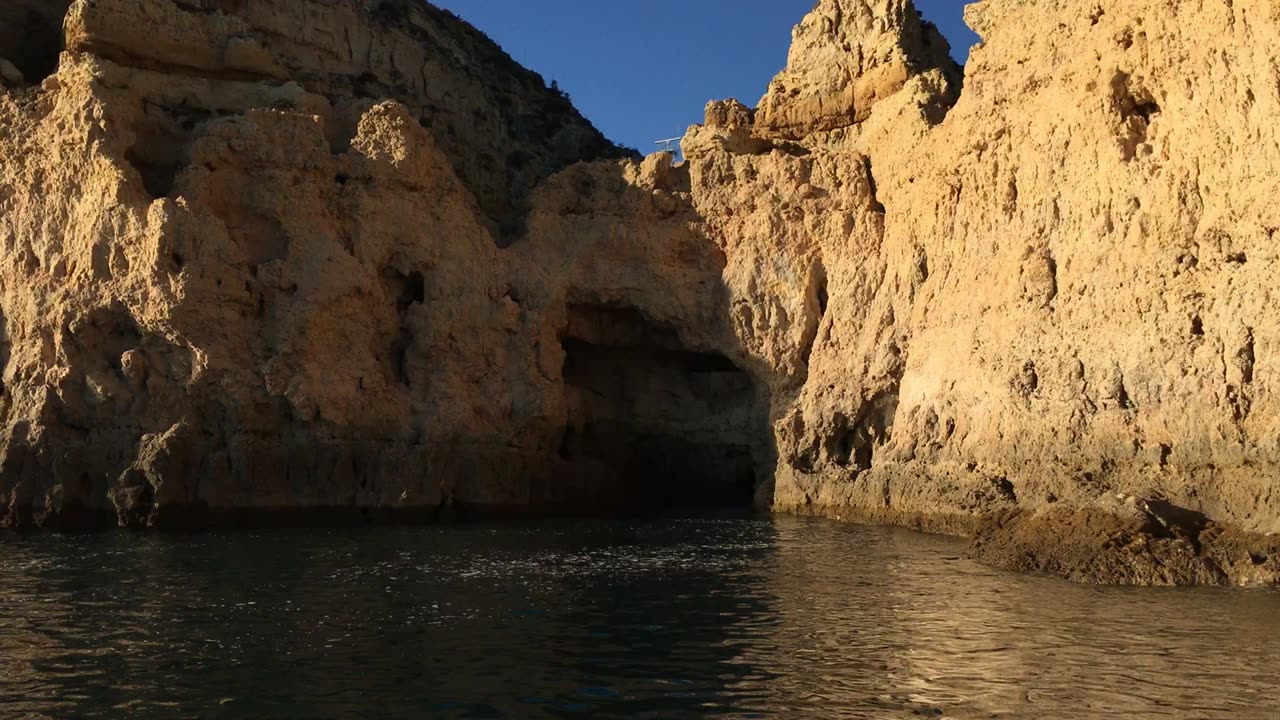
0, 0, 1278, 586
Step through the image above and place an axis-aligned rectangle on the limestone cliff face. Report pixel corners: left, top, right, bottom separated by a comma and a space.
2, 0, 1278, 585
754, 0, 960, 137
0, 0, 627, 527
709, 0, 1280, 586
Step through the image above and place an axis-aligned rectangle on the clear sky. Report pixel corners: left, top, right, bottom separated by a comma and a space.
432, 1, 981, 153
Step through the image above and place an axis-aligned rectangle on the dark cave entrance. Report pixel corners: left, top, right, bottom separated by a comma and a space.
556, 305, 769, 513
0, 2, 73, 85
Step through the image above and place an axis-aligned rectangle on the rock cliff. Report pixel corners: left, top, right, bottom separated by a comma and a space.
2, 0, 1278, 586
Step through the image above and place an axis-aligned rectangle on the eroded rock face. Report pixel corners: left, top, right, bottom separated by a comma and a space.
0, 0, 630, 527
751, 0, 1280, 586
1, 0, 1278, 586
63, 0, 626, 239
754, 0, 961, 138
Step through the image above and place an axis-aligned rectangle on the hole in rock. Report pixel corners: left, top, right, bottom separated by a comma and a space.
1132, 98, 1160, 123
0, 1, 72, 84
557, 305, 770, 513
383, 270, 425, 387
1112, 72, 1160, 160
862, 156, 886, 213
125, 105, 217, 199
816, 275, 830, 317
825, 391, 899, 472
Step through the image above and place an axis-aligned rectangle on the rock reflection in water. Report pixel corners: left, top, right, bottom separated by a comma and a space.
0, 517, 1277, 719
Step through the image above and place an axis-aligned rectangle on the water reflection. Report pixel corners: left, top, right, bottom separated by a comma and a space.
0, 517, 1277, 719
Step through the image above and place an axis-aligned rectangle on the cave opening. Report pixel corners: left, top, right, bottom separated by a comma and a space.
557, 305, 770, 514
0, 2, 73, 85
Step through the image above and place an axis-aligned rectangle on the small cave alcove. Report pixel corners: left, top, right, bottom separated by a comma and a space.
555, 304, 772, 514
0, 2, 73, 85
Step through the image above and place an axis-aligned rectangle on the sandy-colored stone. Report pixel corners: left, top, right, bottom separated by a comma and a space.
0, 0, 621, 528
752, 0, 1280, 585
754, 0, 960, 138
2, 0, 1278, 586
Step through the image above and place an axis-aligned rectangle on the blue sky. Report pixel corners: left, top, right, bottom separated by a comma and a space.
433, 1, 981, 152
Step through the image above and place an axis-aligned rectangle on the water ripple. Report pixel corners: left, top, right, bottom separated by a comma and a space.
0, 516, 1277, 719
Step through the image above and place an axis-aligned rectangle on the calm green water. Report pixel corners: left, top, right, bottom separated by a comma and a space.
1, 516, 1278, 719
